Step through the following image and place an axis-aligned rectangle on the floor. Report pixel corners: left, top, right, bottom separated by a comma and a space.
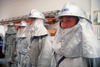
0, 56, 7, 67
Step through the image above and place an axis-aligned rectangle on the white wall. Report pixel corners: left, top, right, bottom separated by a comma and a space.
0, 25, 7, 37
91, 0, 100, 22
0, 0, 91, 21
91, 0, 100, 42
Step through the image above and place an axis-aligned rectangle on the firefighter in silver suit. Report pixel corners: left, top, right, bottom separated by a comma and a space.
3, 22, 17, 67
51, 2, 100, 67
27, 9, 52, 67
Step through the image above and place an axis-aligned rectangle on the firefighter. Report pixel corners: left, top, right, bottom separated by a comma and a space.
3, 22, 17, 67
15, 21, 29, 67
51, 2, 100, 67
27, 9, 52, 67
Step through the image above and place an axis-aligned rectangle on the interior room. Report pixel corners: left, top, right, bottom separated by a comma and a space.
0, 0, 100, 67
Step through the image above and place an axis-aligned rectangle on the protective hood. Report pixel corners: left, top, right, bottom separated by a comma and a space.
6, 27, 17, 34
27, 19, 49, 37
52, 18, 100, 58
16, 26, 28, 38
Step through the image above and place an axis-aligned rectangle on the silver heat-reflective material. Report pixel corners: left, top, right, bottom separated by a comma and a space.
27, 19, 50, 37
27, 19, 52, 67
52, 18, 100, 58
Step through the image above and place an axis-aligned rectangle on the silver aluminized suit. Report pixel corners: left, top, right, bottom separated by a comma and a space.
51, 18, 100, 67
15, 25, 30, 67
26, 19, 52, 67
2, 26, 17, 63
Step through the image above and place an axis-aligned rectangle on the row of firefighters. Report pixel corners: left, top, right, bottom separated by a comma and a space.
2, 2, 100, 67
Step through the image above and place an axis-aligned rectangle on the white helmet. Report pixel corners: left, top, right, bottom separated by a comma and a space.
28, 9, 45, 20
58, 2, 87, 19
19, 21, 28, 27
8, 22, 15, 26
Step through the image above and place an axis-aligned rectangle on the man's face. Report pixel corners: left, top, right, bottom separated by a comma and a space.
20, 26, 25, 29
8, 25, 13, 28
61, 16, 78, 29
29, 18, 36, 25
